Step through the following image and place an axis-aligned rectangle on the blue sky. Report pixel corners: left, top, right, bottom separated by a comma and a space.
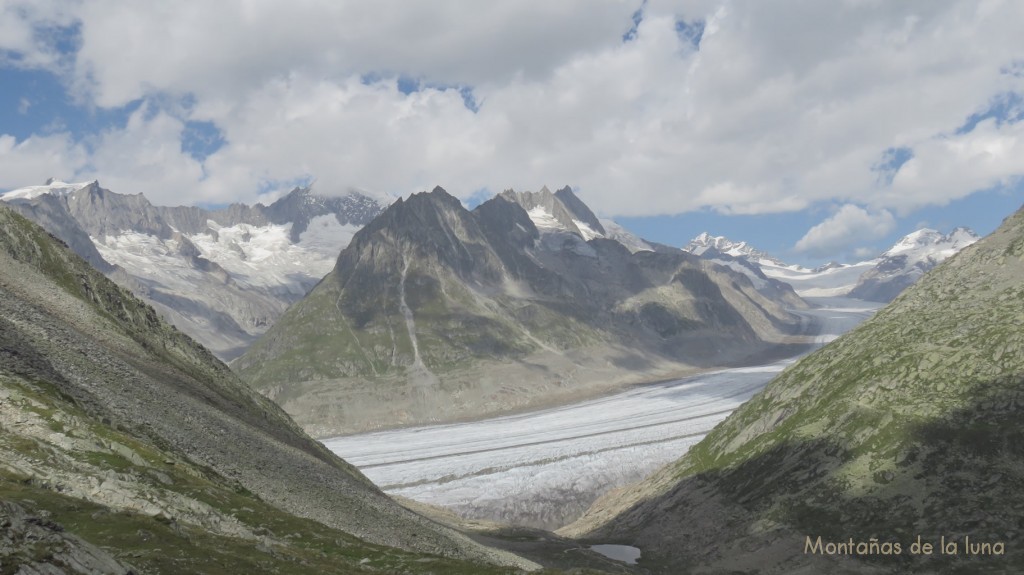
2, 1, 1023, 266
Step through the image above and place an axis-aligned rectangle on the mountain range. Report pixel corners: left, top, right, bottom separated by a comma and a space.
233, 185, 811, 437
685, 228, 980, 302
562, 204, 1024, 573
2, 172, 1020, 574
2, 179, 384, 360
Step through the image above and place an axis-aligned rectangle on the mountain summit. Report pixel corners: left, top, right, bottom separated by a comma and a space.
684, 232, 790, 267
848, 227, 980, 301
235, 186, 809, 437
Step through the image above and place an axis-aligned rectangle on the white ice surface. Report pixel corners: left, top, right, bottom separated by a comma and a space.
324, 298, 880, 528
761, 260, 878, 297
98, 215, 356, 296
572, 219, 604, 241
527, 206, 565, 232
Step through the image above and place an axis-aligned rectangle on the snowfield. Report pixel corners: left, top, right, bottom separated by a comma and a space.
324, 298, 881, 529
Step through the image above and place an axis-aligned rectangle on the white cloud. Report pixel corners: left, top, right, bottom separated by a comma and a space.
885, 118, 1024, 213
853, 246, 878, 259
2, 0, 1024, 226
794, 204, 896, 257
78, 103, 208, 204
0, 0, 78, 71
0, 132, 86, 189
70, 1, 638, 108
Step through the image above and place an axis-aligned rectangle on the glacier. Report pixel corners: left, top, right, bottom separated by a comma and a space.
324, 297, 881, 529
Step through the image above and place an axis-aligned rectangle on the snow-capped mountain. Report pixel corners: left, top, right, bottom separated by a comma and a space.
683, 228, 979, 301
684, 232, 790, 267
2, 177, 94, 200
2, 179, 385, 360
680, 233, 806, 306
847, 227, 979, 302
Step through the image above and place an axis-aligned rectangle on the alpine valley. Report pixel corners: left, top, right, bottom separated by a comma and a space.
1, 177, 1013, 575
233, 185, 813, 437
561, 204, 1024, 574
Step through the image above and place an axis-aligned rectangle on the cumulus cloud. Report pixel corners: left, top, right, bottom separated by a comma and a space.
77, 103, 208, 203
70, 1, 637, 108
1, 0, 1023, 219
794, 204, 896, 257
0, 132, 86, 185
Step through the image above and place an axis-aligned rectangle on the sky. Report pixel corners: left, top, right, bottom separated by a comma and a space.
1, 1, 1023, 266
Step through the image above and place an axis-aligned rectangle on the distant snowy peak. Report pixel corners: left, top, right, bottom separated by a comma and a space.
847, 227, 979, 302
264, 186, 384, 242
2, 179, 97, 201
883, 227, 979, 260
684, 232, 789, 267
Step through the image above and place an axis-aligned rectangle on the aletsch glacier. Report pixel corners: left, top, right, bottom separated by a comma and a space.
324, 297, 880, 530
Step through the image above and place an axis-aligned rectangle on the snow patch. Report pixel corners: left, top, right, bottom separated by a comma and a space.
572, 219, 604, 241
526, 206, 566, 232
2, 180, 93, 201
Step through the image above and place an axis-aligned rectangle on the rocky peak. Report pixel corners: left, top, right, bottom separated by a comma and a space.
553, 185, 605, 236
263, 185, 385, 241
500, 186, 606, 241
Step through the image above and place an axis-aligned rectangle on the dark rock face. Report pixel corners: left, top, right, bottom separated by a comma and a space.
565, 205, 1024, 574
236, 187, 808, 435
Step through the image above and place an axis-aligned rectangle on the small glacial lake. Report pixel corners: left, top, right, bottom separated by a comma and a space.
590, 544, 641, 564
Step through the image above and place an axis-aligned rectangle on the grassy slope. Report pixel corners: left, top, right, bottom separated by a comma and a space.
0, 205, 544, 573
565, 206, 1024, 574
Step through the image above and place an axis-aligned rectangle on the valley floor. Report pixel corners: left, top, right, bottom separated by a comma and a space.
324, 297, 881, 530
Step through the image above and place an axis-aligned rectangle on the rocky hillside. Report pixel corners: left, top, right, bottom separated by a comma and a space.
562, 205, 1024, 574
0, 204, 538, 573
235, 187, 809, 437
2, 180, 384, 360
